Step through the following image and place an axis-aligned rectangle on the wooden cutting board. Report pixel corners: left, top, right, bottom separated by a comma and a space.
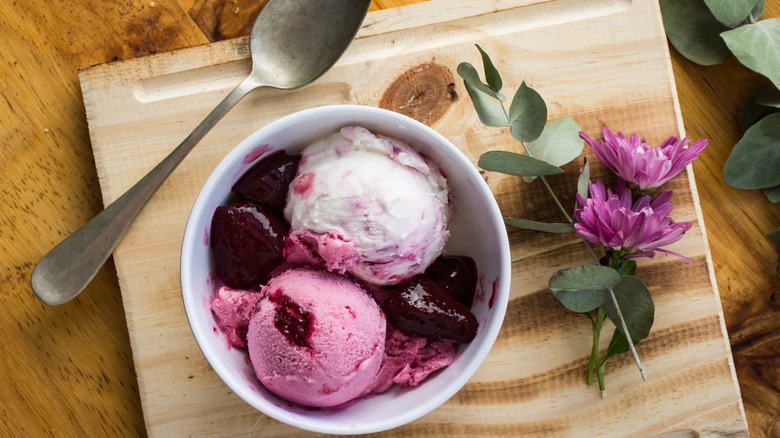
79, 0, 749, 436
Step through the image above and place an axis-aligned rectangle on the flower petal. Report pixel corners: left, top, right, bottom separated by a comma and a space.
573, 175, 695, 260
585, 127, 707, 190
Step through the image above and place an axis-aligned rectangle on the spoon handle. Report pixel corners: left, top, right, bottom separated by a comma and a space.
31, 76, 262, 305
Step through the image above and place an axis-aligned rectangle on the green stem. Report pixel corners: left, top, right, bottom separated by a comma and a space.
516, 140, 646, 381
499, 101, 510, 121
597, 359, 607, 398
539, 174, 574, 224
587, 308, 605, 386
496, 99, 645, 382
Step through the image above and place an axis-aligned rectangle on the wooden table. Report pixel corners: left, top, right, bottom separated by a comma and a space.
1, 0, 778, 436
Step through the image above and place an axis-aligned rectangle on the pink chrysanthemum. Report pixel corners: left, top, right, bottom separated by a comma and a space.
580, 127, 707, 192
574, 179, 693, 261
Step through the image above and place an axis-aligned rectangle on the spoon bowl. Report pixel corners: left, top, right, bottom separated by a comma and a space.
31, 0, 370, 305
249, 1, 369, 89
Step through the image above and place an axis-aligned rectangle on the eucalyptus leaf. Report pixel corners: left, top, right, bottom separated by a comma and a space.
522, 117, 584, 183
613, 259, 637, 277
504, 217, 575, 233
604, 327, 631, 362
703, 0, 762, 27
577, 158, 590, 202
763, 185, 780, 203
457, 62, 506, 102
750, 0, 766, 22
478, 151, 563, 177
722, 20, 780, 90
508, 81, 547, 142
660, 0, 732, 66
755, 88, 780, 108
601, 275, 655, 343
723, 113, 780, 189
475, 44, 503, 95
770, 226, 780, 280
461, 79, 509, 127
768, 226, 780, 246
549, 266, 621, 313
739, 89, 780, 133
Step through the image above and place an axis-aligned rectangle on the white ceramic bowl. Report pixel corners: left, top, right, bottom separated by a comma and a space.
181, 105, 511, 434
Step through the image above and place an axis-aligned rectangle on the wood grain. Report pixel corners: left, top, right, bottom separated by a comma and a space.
1, 0, 777, 436
671, 8, 780, 432
0, 1, 208, 436
77, 0, 745, 436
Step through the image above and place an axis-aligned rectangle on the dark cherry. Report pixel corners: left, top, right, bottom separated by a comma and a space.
382, 276, 478, 343
423, 255, 477, 308
232, 150, 301, 209
271, 293, 312, 348
210, 202, 289, 289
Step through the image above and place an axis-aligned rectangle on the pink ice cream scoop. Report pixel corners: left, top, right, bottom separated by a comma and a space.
283, 126, 450, 285
247, 268, 386, 407
210, 286, 262, 349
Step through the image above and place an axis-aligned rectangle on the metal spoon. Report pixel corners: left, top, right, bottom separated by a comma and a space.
31, 0, 371, 305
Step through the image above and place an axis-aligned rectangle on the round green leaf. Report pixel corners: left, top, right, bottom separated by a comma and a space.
508, 81, 547, 142
605, 327, 631, 361
523, 117, 583, 183
660, 0, 733, 66
601, 275, 655, 343
478, 150, 563, 177
750, 0, 766, 22
768, 226, 780, 246
739, 89, 780, 133
722, 20, 780, 90
549, 265, 620, 313
612, 259, 637, 277
763, 185, 780, 203
703, 0, 762, 27
723, 112, 780, 189
772, 225, 780, 279
553, 289, 604, 313
754, 87, 780, 108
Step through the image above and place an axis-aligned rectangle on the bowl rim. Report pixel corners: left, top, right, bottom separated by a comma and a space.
180, 104, 511, 434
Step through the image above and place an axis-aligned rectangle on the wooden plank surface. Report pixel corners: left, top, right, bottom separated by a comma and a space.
3, 0, 779, 436
77, 0, 746, 436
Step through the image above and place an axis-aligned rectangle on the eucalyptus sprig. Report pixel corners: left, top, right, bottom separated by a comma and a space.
458, 46, 660, 396
660, 0, 780, 278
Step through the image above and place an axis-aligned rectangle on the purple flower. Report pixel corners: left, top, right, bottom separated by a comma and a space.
574, 179, 693, 261
580, 127, 707, 192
